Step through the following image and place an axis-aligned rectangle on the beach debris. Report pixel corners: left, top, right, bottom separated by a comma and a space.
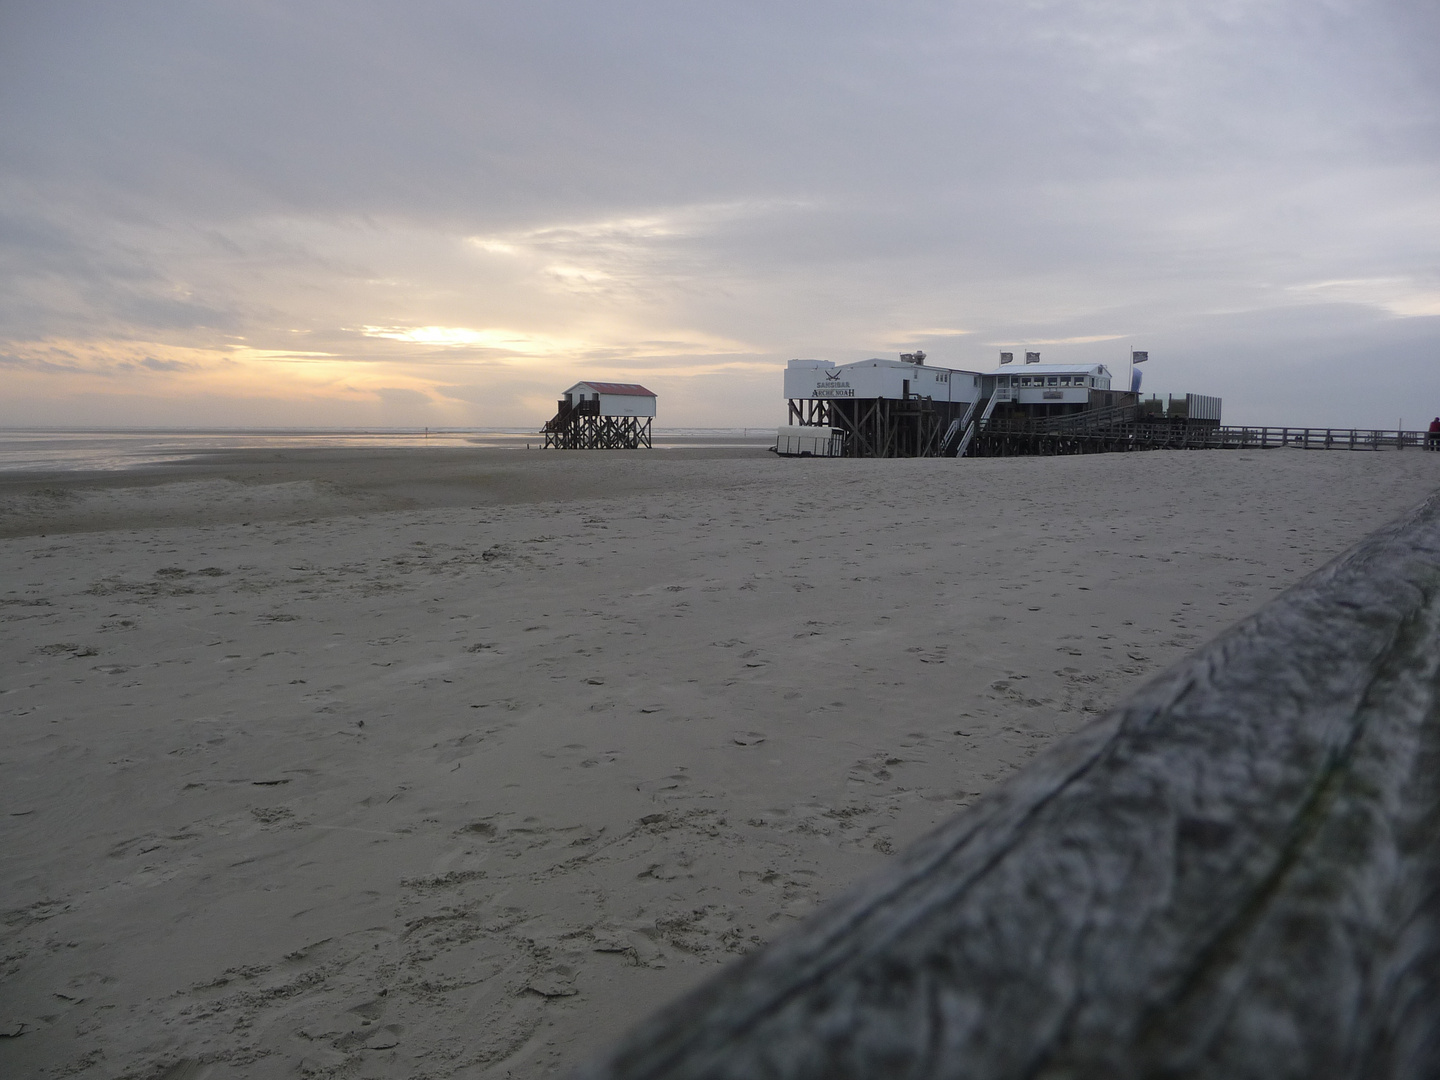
35, 642, 98, 658
523, 971, 578, 998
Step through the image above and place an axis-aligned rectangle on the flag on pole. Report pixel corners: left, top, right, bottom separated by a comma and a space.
1132, 350, 1149, 363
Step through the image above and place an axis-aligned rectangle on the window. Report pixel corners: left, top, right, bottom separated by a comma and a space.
1047, 376, 1058, 386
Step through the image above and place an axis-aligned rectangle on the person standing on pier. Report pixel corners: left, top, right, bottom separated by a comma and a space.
1428, 417, 1440, 450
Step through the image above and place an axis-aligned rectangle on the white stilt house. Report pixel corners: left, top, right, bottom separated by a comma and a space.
542, 381, 657, 449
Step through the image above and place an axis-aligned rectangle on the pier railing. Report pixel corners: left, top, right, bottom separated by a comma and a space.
979, 418, 1435, 452
1026, 401, 1138, 433
1205, 426, 1429, 450
578, 492, 1440, 1079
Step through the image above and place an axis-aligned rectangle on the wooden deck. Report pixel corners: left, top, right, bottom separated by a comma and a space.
577, 491, 1440, 1079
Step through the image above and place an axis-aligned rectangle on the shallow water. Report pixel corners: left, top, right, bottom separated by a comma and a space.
0, 427, 774, 473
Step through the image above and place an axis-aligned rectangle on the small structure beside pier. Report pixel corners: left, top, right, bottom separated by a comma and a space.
542, 381, 656, 450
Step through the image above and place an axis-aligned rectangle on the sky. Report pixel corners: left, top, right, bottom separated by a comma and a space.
2, 0, 1437, 430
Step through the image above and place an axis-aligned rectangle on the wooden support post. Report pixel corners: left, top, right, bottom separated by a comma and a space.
579, 492, 1440, 1080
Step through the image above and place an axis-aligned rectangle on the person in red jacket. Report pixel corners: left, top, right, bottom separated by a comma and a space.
1428, 417, 1440, 450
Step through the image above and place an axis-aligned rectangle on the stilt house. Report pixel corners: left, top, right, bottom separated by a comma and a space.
542, 381, 656, 449
781, 353, 983, 458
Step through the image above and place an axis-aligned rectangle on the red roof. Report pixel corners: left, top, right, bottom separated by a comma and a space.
577, 382, 656, 397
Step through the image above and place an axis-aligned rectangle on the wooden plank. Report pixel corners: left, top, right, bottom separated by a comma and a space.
577, 492, 1440, 1080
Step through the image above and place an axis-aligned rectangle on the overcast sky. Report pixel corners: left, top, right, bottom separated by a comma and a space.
2, 0, 1437, 428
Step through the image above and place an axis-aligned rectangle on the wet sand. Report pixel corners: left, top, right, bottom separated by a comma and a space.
3, 446, 1439, 1079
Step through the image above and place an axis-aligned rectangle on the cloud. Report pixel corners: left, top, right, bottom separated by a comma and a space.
370, 386, 433, 407
1007, 335, 1129, 347
139, 356, 195, 372
0, 1, 1437, 427
1286, 277, 1440, 318
358, 325, 586, 353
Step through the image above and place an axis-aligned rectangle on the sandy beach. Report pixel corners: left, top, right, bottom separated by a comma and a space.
3, 445, 1439, 1080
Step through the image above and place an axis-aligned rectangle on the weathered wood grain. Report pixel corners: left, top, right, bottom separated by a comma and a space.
576, 493, 1440, 1080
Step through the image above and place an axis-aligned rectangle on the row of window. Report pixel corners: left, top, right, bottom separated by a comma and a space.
997, 375, 1104, 388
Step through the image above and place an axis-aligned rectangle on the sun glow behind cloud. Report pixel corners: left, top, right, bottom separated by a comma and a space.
0, 338, 472, 424
358, 319, 755, 364
1286, 278, 1440, 319
358, 325, 585, 352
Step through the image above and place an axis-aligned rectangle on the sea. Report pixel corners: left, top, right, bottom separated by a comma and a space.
0, 428, 776, 474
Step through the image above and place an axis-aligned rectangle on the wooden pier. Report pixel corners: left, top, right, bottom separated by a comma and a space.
970, 407, 1437, 457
